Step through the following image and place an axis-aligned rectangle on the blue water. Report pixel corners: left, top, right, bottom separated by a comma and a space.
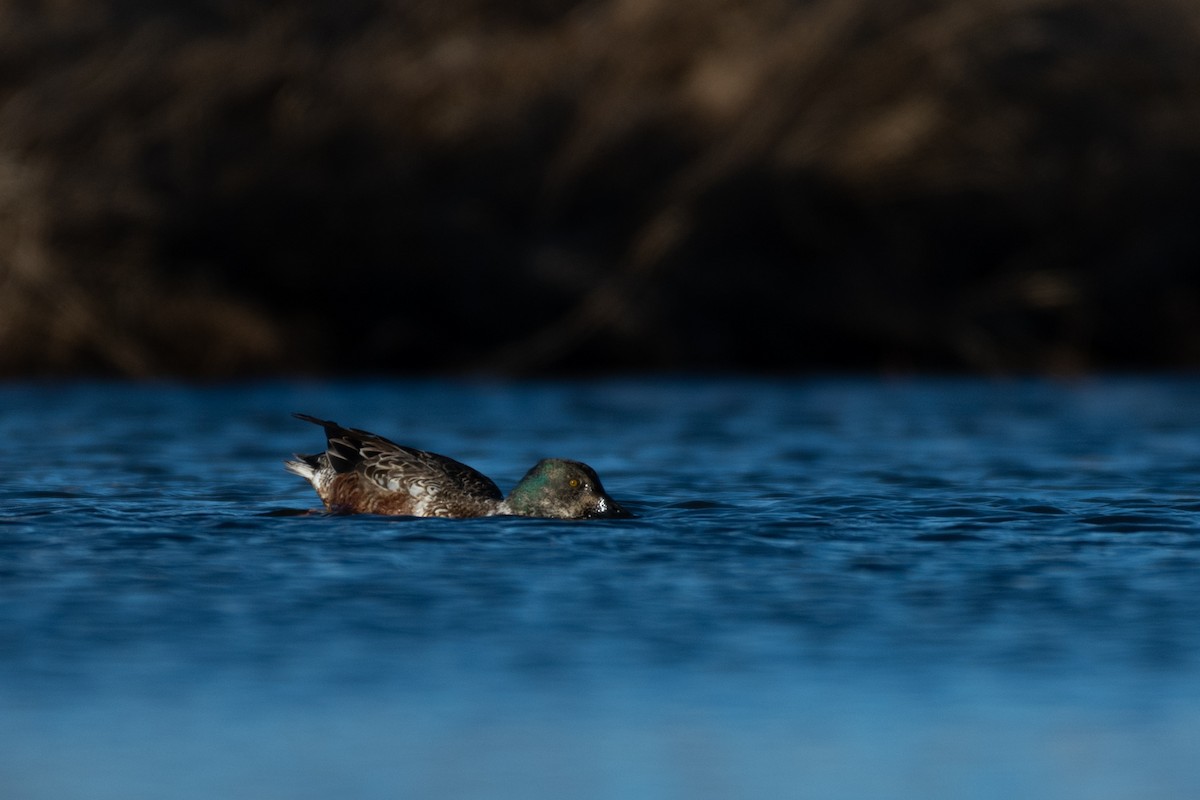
3, 378, 1200, 799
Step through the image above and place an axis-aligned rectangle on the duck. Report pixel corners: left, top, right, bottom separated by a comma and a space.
285, 413, 632, 519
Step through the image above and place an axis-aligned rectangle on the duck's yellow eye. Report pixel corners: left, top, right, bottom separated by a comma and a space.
569, 478, 580, 488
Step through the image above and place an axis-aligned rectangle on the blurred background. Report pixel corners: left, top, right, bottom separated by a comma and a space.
3, 0, 1200, 378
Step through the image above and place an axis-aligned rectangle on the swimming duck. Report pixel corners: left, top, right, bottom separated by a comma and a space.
285, 413, 632, 519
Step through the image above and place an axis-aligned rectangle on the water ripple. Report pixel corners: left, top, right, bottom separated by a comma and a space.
3, 380, 1200, 702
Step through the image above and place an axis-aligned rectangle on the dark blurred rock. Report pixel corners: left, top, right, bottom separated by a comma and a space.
3, 0, 1200, 376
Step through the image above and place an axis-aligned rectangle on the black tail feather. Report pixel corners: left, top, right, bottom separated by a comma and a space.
293, 412, 339, 431
294, 452, 324, 469
293, 412, 369, 473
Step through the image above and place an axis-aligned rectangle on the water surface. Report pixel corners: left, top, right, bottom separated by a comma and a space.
2, 378, 1199, 798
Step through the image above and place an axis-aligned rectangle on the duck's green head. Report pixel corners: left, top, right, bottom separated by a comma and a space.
505, 459, 632, 519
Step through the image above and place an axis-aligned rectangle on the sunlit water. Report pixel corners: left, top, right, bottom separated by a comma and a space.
3, 378, 1200, 799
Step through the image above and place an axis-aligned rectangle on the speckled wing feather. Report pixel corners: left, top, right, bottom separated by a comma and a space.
293, 413, 503, 504
353, 439, 503, 501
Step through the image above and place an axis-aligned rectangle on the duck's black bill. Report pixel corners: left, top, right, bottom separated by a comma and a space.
589, 498, 635, 519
